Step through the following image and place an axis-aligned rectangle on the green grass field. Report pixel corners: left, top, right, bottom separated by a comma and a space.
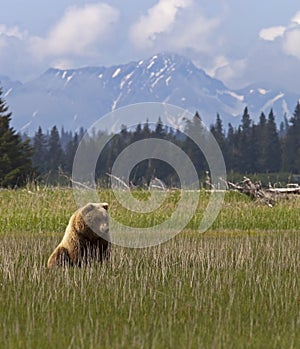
0, 188, 299, 348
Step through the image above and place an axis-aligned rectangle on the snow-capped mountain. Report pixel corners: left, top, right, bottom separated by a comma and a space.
1, 53, 299, 134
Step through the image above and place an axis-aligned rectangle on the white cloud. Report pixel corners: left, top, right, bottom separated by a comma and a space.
258, 10, 300, 59
0, 24, 27, 40
280, 11, 300, 59
0, 3, 120, 81
282, 27, 300, 58
129, 0, 222, 60
259, 26, 285, 41
51, 58, 75, 70
32, 3, 119, 58
214, 9, 300, 91
0, 24, 27, 53
169, 14, 220, 53
129, 0, 193, 49
214, 59, 248, 87
214, 24, 300, 92
291, 11, 300, 25
0, 25, 35, 80
205, 55, 230, 77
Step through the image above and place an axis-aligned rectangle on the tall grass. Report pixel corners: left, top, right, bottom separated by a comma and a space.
1, 188, 300, 234
0, 188, 299, 348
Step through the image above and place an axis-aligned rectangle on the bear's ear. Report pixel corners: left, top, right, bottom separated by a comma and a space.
80, 203, 94, 216
102, 202, 109, 211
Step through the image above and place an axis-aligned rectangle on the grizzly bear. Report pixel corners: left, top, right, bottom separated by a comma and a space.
47, 202, 110, 268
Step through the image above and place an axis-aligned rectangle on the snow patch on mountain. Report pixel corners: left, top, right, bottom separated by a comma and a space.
221, 90, 245, 102
258, 88, 269, 95
112, 68, 121, 78
4, 88, 13, 98
120, 72, 134, 89
165, 76, 172, 86
262, 93, 285, 110
281, 99, 290, 115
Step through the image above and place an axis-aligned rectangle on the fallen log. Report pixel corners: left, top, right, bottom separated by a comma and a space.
266, 187, 300, 194
223, 177, 275, 207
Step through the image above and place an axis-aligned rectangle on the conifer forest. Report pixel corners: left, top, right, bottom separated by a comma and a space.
1, 87, 300, 187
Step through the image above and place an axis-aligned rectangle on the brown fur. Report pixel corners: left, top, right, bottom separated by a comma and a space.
47, 203, 110, 268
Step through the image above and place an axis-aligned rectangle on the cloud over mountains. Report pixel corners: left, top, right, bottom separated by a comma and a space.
1, 2, 300, 93
31, 3, 119, 60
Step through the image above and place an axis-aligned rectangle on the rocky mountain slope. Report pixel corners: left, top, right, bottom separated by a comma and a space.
0, 53, 298, 134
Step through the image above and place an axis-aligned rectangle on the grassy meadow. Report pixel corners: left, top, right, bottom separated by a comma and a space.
0, 188, 299, 348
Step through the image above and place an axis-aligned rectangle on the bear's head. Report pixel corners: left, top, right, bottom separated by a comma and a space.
75, 202, 110, 241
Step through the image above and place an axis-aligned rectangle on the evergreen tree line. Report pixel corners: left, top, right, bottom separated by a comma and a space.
31, 126, 85, 183
2, 81, 300, 187
210, 103, 300, 174
29, 102, 300, 186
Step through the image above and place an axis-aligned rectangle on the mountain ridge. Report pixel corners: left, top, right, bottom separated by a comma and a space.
0, 53, 299, 134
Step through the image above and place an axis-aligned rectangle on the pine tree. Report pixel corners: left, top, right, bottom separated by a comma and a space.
131, 120, 154, 183
226, 123, 238, 171
47, 126, 64, 181
183, 112, 206, 180
279, 113, 289, 138
0, 88, 33, 187
282, 102, 300, 172
132, 123, 143, 142
143, 119, 151, 138
239, 107, 254, 173
265, 109, 281, 172
154, 117, 165, 138
32, 126, 48, 175
63, 133, 79, 174
210, 113, 226, 155
151, 117, 168, 183
254, 112, 268, 172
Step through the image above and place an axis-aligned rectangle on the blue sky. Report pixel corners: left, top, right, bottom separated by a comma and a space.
1, 0, 300, 91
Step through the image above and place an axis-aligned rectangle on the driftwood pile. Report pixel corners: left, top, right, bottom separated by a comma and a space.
223, 176, 300, 207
